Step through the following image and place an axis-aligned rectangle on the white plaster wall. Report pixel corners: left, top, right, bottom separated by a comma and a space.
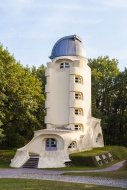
91, 117, 104, 147
45, 56, 91, 132
50, 69, 70, 124
38, 150, 70, 168
10, 150, 29, 168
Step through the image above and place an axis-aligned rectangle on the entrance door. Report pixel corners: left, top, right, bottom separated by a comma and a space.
45, 138, 57, 151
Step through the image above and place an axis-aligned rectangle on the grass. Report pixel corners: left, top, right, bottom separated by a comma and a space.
0, 178, 125, 190
0, 149, 16, 168
70, 146, 127, 159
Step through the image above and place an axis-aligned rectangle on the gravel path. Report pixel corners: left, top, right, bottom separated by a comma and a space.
0, 160, 126, 189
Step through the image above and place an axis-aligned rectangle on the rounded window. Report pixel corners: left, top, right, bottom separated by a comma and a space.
75, 75, 83, 84
75, 108, 83, 116
75, 92, 83, 100
45, 138, 57, 151
74, 124, 83, 131
60, 62, 70, 68
68, 141, 76, 149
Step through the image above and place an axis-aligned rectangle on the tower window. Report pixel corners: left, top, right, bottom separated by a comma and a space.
75, 108, 83, 115
75, 92, 83, 100
60, 62, 70, 68
74, 124, 82, 131
75, 75, 83, 84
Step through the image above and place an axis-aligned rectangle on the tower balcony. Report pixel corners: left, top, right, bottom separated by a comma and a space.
69, 82, 84, 92
69, 99, 84, 108
70, 67, 84, 76
69, 115, 85, 124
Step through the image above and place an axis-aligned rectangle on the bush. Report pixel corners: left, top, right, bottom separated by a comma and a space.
70, 146, 127, 167
0, 150, 16, 167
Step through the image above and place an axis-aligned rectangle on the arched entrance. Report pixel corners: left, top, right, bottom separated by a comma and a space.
45, 138, 57, 151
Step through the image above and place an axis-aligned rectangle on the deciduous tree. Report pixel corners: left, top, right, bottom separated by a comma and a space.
88, 56, 120, 144
0, 45, 45, 148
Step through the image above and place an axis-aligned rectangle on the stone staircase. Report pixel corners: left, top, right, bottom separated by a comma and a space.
22, 154, 39, 169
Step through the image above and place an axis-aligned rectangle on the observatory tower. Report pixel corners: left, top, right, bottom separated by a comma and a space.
10, 35, 104, 169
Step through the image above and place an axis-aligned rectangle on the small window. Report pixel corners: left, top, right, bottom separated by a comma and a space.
68, 142, 76, 149
60, 62, 70, 68
75, 75, 83, 84
75, 92, 83, 100
45, 138, 57, 151
75, 108, 83, 115
74, 124, 82, 131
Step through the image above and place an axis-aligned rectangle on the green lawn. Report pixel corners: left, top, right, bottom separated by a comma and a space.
0, 179, 124, 190
70, 146, 127, 160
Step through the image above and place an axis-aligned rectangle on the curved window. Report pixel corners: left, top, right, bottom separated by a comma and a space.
68, 142, 76, 149
74, 124, 83, 131
75, 75, 83, 84
75, 108, 83, 116
75, 92, 83, 100
60, 62, 70, 68
45, 138, 57, 151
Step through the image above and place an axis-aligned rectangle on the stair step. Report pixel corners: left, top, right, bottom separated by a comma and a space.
22, 155, 39, 168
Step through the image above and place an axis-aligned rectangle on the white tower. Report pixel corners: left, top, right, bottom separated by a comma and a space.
45, 35, 91, 133
10, 35, 104, 169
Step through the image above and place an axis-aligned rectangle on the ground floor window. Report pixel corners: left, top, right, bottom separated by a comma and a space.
45, 138, 57, 151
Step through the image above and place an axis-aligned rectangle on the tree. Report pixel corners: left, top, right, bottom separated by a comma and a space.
88, 56, 120, 145
32, 64, 46, 92
0, 44, 45, 148
32, 64, 46, 129
0, 129, 4, 143
112, 68, 127, 146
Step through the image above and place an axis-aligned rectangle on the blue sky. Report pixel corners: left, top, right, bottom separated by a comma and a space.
0, 0, 127, 71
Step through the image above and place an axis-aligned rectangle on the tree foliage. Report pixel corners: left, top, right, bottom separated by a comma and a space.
0, 45, 45, 148
112, 69, 127, 145
88, 56, 127, 146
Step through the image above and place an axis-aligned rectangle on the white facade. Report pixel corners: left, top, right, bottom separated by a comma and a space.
10, 35, 104, 168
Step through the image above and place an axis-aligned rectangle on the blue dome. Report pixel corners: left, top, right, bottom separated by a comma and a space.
49, 35, 86, 59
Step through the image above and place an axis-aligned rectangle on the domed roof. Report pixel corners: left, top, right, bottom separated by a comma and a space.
49, 35, 86, 59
